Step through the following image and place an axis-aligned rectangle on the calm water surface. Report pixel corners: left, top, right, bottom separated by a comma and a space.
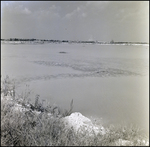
1, 43, 149, 135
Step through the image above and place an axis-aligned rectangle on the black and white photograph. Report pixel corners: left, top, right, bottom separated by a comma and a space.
1, 1, 149, 146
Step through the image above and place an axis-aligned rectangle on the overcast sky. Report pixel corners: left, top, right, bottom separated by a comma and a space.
1, 1, 149, 42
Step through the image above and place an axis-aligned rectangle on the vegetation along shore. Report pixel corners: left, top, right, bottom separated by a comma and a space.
1, 76, 149, 146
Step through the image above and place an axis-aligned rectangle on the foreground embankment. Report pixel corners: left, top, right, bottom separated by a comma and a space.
1, 77, 149, 146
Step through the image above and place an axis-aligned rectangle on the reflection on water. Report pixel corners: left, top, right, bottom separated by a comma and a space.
1, 43, 149, 135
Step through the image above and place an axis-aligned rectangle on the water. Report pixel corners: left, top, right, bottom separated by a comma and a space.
1, 43, 149, 135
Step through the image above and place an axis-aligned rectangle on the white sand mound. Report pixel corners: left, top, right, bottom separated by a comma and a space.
62, 112, 105, 136
2, 96, 106, 136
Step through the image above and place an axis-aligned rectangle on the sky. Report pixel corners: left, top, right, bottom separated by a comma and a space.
1, 1, 149, 42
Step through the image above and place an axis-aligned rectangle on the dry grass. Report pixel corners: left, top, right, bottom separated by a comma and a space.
1, 76, 149, 146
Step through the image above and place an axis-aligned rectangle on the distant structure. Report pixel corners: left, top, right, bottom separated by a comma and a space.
110, 40, 114, 44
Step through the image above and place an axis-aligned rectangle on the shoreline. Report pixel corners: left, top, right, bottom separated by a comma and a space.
1, 76, 149, 146
1, 94, 149, 146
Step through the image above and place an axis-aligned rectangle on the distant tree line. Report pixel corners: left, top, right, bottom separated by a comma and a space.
1, 38, 148, 45
9, 38, 37, 41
